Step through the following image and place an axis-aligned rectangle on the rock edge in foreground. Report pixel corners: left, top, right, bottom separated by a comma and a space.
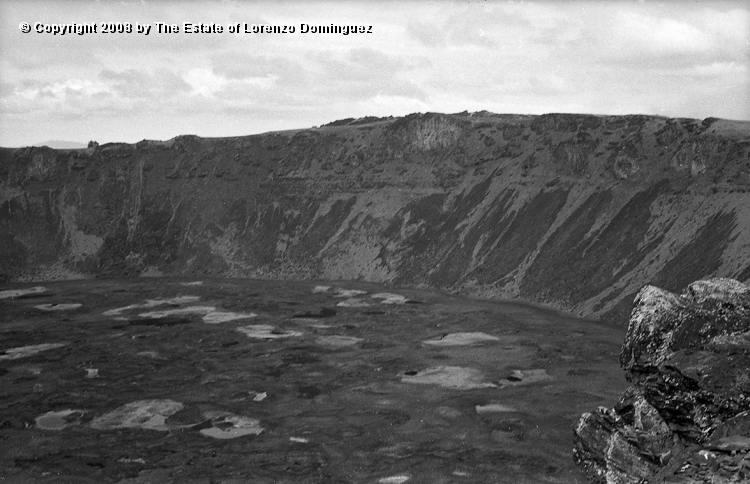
574, 278, 750, 483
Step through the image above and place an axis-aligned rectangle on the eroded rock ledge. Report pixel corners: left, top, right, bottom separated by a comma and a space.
574, 278, 750, 483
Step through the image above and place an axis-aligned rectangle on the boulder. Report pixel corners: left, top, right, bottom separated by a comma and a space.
574, 278, 750, 483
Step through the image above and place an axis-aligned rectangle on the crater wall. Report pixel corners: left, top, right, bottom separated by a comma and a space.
2, 112, 750, 322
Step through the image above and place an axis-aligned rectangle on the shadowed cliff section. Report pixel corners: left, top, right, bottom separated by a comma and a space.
1, 112, 750, 322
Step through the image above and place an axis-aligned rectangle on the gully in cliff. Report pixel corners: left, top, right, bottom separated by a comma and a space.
574, 278, 750, 484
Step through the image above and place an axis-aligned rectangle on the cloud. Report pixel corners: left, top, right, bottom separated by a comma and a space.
614, 12, 713, 55
585, 6, 748, 69
0, 0, 748, 147
684, 61, 747, 79
183, 68, 229, 97
3, 68, 195, 118
307, 47, 428, 102
445, 19, 497, 48
99, 68, 191, 98
16, 78, 109, 102
348, 47, 403, 71
1, 77, 123, 117
210, 52, 308, 89
407, 20, 446, 47
407, 11, 499, 49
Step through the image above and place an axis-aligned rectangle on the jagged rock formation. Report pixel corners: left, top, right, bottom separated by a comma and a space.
1, 112, 750, 321
574, 278, 750, 483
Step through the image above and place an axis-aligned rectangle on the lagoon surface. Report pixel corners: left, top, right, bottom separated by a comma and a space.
0, 278, 627, 483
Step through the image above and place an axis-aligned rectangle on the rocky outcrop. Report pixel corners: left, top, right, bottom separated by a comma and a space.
1, 112, 750, 321
574, 278, 750, 483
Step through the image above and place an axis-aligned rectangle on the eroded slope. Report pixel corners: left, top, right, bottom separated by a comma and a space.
2, 112, 750, 321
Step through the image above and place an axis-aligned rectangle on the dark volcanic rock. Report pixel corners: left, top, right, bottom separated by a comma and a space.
2, 112, 750, 320
574, 278, 750, 483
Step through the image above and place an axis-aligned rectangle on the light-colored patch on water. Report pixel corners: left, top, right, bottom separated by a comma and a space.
180, 281, 204, 286
315, 335, 363, 347
90, 399, 184, 431
435, 406, 463, 419
85, 368, 99, 378
36, 409, 85, 430
0, 343, 67, 361
202, 311, 257, 324
136, 351, 160, 358
312, 285, 331, 293
0, 286, 47, 299
199, 411, 263, 439
475, 403, 516, 413
336, 298, 370, 308
145, 295, 202, 306
137, 306, 256, 324
18, 365, 43, 375
500, 369, 552, 387
117, 457, 146, 465
237, 325, 303, 339
401, 366, 496, 390
137, 305, 215, 318
35, 303, 82, 311
290, 436, 309, 443
138, 306, 258, 324
379, 476, 410, 484
423, 332, 500, 346
103, 296, 202, 316
333, 288, 368, 298
371, 293, 407, 304
253, 392, 267, 402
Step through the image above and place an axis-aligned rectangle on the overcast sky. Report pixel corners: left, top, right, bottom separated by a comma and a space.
0, 0, 747, 147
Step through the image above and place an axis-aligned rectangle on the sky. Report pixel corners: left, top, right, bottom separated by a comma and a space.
0, 0, 748, 147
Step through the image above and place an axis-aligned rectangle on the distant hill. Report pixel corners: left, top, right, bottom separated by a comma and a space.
32, 140, 87, 149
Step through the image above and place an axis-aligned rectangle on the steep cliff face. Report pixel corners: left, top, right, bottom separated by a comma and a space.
574, 278, 750, 483
1, 112, 749, 321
